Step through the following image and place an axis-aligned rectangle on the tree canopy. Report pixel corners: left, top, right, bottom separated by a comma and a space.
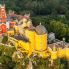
0, 0, 68, 15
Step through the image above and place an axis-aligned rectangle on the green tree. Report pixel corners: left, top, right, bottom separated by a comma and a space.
49, 20, 67, 39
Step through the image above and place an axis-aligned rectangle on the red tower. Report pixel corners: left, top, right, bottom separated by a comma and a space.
0, 4, 7, 34
0, 4, 7, 23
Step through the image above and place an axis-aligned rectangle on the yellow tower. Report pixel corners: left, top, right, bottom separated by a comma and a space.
34, 23, 48, 58
25, 29, 35, 56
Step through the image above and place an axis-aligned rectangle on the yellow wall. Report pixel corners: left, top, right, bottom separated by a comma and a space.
25, 29, 35, 56
35, 33, 47, 51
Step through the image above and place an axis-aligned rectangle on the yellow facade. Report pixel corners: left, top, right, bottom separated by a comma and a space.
18, 41, 29, 51
8, 25, 69, 59
7, 30, 14, 36
35, 33, 47, 51
25, 29, 35, 56
64, 48, 69, 60
36, 50, 50, 58
51, 51, 57, 60
57, 48, 65, 58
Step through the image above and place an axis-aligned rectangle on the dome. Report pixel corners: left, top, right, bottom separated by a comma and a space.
35, 23, 47, 35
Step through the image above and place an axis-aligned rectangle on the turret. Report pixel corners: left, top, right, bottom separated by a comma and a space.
0, 4, 7, 23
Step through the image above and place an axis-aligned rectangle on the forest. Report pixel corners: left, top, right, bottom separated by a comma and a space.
0, 0, 69, 42
0, 0, 69, 69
